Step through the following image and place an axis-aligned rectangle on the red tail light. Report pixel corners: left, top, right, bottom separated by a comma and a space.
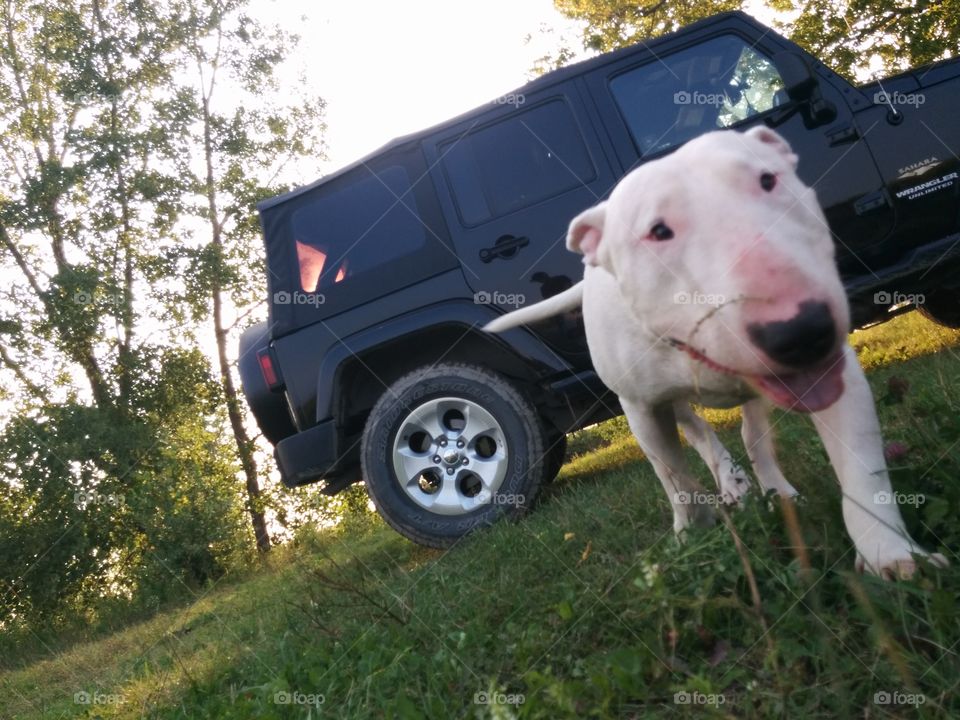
257, 349, 280, 388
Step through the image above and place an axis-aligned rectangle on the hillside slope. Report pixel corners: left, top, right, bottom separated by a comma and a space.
4, 312, 960, 719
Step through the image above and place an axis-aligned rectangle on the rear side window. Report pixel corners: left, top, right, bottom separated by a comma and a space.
609, 35, 785, 156
441, 99, 596, 226
292, 165, 427, 292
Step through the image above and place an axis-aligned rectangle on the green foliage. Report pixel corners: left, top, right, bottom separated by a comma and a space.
0, 347, 251, 631
0, 405, 113, 621
554, 0, 960, 81
554, 0, 743, 53
0, 0, 327, 629
773, 0, 960, 80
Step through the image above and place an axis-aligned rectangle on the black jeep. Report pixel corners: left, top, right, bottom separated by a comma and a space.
240, 11, 960, 547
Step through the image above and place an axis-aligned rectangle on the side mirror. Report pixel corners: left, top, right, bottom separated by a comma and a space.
769, 51, 837, 127
773, 51, 819, 102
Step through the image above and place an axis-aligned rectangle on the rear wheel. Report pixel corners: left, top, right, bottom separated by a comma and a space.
918, 288, 960, 328
360, 363, 547, 548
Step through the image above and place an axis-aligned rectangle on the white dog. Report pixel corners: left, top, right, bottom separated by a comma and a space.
486, 126, 946, 578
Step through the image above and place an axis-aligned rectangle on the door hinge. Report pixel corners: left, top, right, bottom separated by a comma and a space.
827, 125, 859, 146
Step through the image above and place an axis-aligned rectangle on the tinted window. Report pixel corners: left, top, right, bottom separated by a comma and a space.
609, 36, 784, 156
291, 165, 427, 292
441, 99, 596, 225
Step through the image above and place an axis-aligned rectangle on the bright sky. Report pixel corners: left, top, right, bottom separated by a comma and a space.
245, 1, 787, 178
248, 0, 584, 172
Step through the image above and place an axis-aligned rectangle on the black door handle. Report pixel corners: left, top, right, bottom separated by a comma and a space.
479, 234, 529, 263
854, 189, 889, 215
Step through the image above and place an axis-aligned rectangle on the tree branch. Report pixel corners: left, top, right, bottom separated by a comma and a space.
0, 339, 42, 397
0, 224, 45, 298
2, 0, 43, 166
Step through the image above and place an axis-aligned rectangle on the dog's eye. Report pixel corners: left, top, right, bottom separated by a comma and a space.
648, 222, 674, 241
760, 172, 777, 192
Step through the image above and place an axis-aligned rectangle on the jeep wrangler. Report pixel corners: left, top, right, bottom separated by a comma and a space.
240, 11, 960, 547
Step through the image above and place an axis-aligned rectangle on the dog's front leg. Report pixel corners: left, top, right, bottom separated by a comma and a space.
810, 345, 947, 578
741, 398, 799, 498
674, 401, 751, 504
622, 399, 716, 533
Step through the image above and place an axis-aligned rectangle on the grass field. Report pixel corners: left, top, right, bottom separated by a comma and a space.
3, 311, 960, 719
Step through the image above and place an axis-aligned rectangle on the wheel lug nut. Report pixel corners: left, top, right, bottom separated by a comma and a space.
461, 458, 469, 465
439, 438, 447, 447
456, 439, 464, 448
433, 455, 441, 464
446, 467, 454, 475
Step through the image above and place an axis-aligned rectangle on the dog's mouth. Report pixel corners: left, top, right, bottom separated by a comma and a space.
668, 339, 845, 413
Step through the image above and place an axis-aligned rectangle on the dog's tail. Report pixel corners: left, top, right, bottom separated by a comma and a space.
483, 281, 584, 333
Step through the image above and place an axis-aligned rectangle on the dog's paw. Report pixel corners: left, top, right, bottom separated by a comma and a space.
717, 457, 751, 505
855, 549, 949, 580
673, 503, 717, 537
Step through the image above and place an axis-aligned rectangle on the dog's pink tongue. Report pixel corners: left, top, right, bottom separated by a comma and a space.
752, 353, 846, 413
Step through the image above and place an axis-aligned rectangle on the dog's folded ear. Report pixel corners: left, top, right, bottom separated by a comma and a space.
744, 126, 799, 168
567, 201, 607, 266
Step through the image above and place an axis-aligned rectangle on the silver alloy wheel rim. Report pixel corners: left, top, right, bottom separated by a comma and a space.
391, 396, 509, 516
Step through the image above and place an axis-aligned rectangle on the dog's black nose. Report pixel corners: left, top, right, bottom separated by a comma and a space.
747, 301, 837, 367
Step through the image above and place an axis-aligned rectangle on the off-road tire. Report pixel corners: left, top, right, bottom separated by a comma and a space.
360, 363, 547, 548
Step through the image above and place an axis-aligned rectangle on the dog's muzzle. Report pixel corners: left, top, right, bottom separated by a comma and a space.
746, 301, 837, 368
669, 298, 847, 413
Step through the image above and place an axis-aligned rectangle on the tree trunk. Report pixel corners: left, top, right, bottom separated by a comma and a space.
201, 89, 271, 553
214, 294, 271, 552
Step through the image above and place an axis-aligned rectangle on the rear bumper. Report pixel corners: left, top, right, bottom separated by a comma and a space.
846, 233, 960, 324
275, 419, 353, 488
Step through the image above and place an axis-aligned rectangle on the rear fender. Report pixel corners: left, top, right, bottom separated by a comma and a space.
239, 322, 297, 445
